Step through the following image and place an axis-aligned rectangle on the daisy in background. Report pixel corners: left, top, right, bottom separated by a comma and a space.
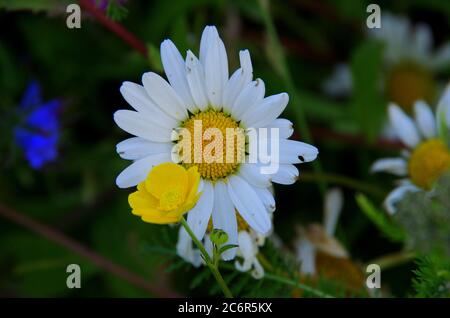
114, 25, 318, 262
323, 13, 450, 112
293, 188, 365, 293
371, 86, 450, 214
295, 188, 347, 276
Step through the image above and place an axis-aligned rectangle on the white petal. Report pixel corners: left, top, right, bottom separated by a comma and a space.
253, 187, 275, 213
116, 137, 173, 160
296, 238, 316, 275
204, 234, 213, 260
436, 85, 450, 136
120, 82, 178, 127
113, 110, 173, 142
370, 158, 408, 176
384, 184, 420, 214
212, 181, 238, 260
413, 24, 432, 58
264, 118, 294, 139
431, 43, 450, 70
185, 50, 209, 111
186, 181, 214, 240
115, 153, 171, 188
271, 164, 299, 185
242, 93, 289, 128
236, 231, 265, 279
201, 26, 228, 108
377, 14, 410, 65
222, 50, 253, 111
142, 72, 187, 121
322, 64, 353, 97
238, 231, 255, 259
231, 79, 265, 119
235, 256, 252, 273
239, 163, 271, 188
234, 231, 254, 273
160, 40, 195, 111
238, 49, 252, 79
279, 139, 319, 163
323, 188, 343, 237
199, 26, 213, 66
227, 175, 271, 235
251, 258, 264, 279
388, 103, 421, 148
176, 227, 202, 267
414, 101, 436, 139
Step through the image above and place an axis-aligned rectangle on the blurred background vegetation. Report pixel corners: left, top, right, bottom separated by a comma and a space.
1, 0, 450, 297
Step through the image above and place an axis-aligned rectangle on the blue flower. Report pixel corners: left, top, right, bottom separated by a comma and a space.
14, 81, 62, 169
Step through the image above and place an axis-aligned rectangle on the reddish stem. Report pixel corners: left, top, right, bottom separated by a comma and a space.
78, 0, 147, 56
309, 126, 404, 150
0, 203, 180, 298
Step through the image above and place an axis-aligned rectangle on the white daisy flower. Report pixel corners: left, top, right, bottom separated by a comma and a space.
294, 188, 347, 275
324, 13, 450, 111
369, 13, 450, 71
114, 25, 318, 261
371, 87, 450, 214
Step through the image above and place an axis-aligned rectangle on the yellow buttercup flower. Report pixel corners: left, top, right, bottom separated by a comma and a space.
129, 162, 201, 224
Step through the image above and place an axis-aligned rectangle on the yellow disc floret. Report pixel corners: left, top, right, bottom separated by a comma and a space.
128, 162, 201, 224
178, 110, 245, 181
386, 62, 435, 112
408, 138, 450, 190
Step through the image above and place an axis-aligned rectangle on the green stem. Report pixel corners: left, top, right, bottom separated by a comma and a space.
258, 0, 326, 194
365, 250, 416, 270
300, 171, 387, 198
220, 262, 333, 298
207, 263, 233, 298
256, 254, 334, 298
179, 217, 233, 298
263, 272, 334, 298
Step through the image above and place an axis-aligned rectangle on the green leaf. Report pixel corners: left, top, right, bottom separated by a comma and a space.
295, 90, 349, 123
164, 259, 186, 273
350, 40, 386, 141
218, 244, 239, 255
355, 193, 406, 243
413, 255, 450, 297
0, 0, 69, 12
436, 91, 450, 144
146, 43, 163, 73
189, 269, 210, 290
106, 0, 129, 22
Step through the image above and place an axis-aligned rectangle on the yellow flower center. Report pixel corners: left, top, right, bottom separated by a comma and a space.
178, 110, 245, 181
386, 62, 435, 112
408, 138, 450, 190
159, 186, 184, 211
207, 212, 250, 232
